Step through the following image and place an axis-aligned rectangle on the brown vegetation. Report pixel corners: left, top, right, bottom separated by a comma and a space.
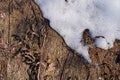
0, 0, 120, 80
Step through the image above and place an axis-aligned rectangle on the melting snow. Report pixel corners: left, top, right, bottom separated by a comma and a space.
35, 0, 120, 62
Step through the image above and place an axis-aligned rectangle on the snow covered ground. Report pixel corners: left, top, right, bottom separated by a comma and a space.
35, 0, 120, 62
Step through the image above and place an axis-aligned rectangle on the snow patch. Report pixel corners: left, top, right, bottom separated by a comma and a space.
95, 37, 108, 50
35, 0, 120, 63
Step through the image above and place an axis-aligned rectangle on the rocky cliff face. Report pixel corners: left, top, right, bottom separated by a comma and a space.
0, 0, 120, 80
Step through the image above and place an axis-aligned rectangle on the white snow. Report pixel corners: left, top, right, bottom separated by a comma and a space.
95, 37, 109, 50
35, 0, 120, 63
